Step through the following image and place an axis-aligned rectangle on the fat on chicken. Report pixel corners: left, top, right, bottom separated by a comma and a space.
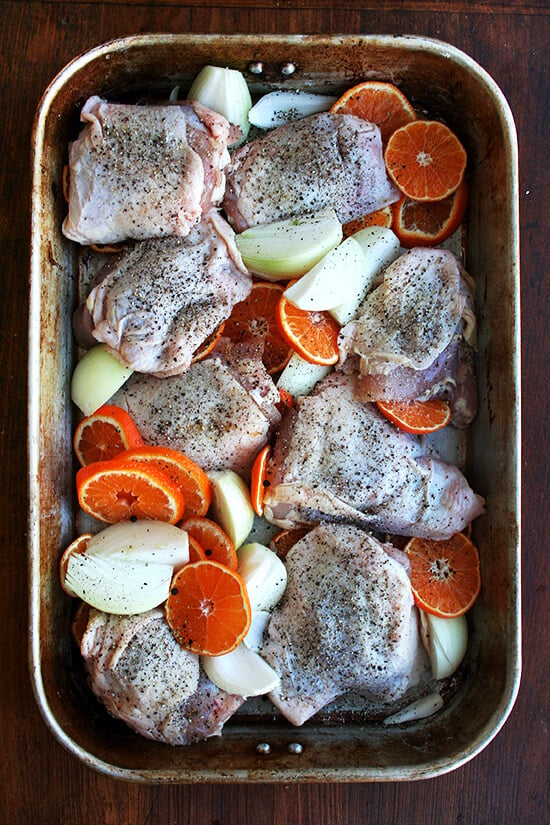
261, 523, 428, 726
79, 608, 244, 745
338, 248, 478, 426
262, 373, 484, 539
110, 345, 281, 480
63, 96, 232, 244
73, 212, 252, 376
223, 112, 400, 231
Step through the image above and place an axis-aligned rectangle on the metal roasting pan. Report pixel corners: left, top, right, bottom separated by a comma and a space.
28, 34, 521, 783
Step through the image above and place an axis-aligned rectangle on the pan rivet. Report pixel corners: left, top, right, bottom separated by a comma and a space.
287, 742, 303, 754
280, 62, 296, 76
256, 742, 271, 754
249, 62, 264, 75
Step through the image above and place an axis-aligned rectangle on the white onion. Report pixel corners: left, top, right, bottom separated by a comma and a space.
277, 354, 332, 399
71, 344, 133, 416
329, 227, 401, 325
202, 643, 280, 697
235, 207, 343, 280
62, 553, 172, 615
244, 610, 271, 652
283, 236, 365, 311
383, 693, 444, 725
237, 542, 287, 612
187, 65, 252, 145
207, 469, 255, 549
248, 90, 337, 129
420, 611, 468, 680
86, 520, 189, 569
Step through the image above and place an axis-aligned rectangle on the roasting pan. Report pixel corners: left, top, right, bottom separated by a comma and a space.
28, 34, 521, 782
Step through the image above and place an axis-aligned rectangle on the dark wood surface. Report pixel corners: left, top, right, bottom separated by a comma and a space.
1, 2, 548, 823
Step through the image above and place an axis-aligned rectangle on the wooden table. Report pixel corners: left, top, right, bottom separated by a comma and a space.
2, 1, 548, 822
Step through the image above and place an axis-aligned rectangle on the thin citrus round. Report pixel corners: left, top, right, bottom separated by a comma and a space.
191, 321, 225, 363
76, 459, 185, 524
276, 295, 340, 366
391, 180, 468, 247
384, 120, 467, 202
270, 527, 311, 559
187, 534, 207, 563
250, 445, 271, 517
343, 206, 393, 238
165, 560, 251, 656
404, 533, 481, 618
223, 282, 292, 374
121, 446, 212, 519
330, 81, 416, 144
73, 404, 144, 466
181, 516, 238, 571
376, 399, 451, 434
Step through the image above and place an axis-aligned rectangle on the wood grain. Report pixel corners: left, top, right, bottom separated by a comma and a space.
1, 2, 548, 823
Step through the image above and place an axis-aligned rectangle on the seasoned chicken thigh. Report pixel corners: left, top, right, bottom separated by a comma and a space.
111, 347, 281, 479
338, 248, 478, 426
74, 212, 251, 376
263, 373, 483, 539
223, 112, 399, 231
261, 524, 428, 726
79, 608, 244, 745
63, 96, 232, 244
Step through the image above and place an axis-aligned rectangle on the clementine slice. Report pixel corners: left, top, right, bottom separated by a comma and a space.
384, 120, 467, 202
121, 446, 212, 519
181, 516, 238, 571
165, 560, 251, 656
187, 534, 207, 563
404, 533, 481, 618
76, 459, 185, 524
250, 445, 271, 517
376, 399, 451, 434
276, 295, 340, 366
342, 206, 393, 238
391, 180, 468, 247
191, 321, 226, 363
270, 527, 311, 559
73, 404, 144, 466
223, 282, 292, 374
330, 81, 416, 144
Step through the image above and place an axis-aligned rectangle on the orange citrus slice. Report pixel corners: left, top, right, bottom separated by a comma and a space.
121, 446, 212, 519
223, 282, 292, 374
376, 399, 451, 434
391, 180, 468, 247
405, 533, 481, 618
180, 516, 238, 571
342, 206, 393, 237
384, 120, 467, 202
250, 445, 271, 517
76, 459, 185, 524
270, 527, 311, 559
73, 404, 144, 466
276, 294, 340, 366
165, 560, 252, 656
191, 321, 226, 364
330, 80, 416, 144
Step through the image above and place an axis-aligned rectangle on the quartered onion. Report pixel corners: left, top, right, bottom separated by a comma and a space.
202, 643, 280, 697
237, 542, 287, 612
85, 520, 189, 570
248, 90, 337, 129
71, 344, 133, 416
277, 353, 332, 399
187, 65, 252, 145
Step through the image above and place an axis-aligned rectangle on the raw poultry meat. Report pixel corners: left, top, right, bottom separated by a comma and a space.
223, 112, 400, 231
262, 373, 483, 539
73, 211, 251, 376
110, 346, 281, 479
338, 248, 478, 426
62, 96, 232, 244
261, 523, 428, 726
79, 608, 244, 745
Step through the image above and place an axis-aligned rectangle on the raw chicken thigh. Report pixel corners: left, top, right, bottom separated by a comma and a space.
261, 523, 427, 726
73, 211, 251, 376
79, 608, 244, 745
262, 373, 483, 539
63, 96, 232, 244
338, 248, 478, 426
223, 112, 400, 231
111, 346, 281, 479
